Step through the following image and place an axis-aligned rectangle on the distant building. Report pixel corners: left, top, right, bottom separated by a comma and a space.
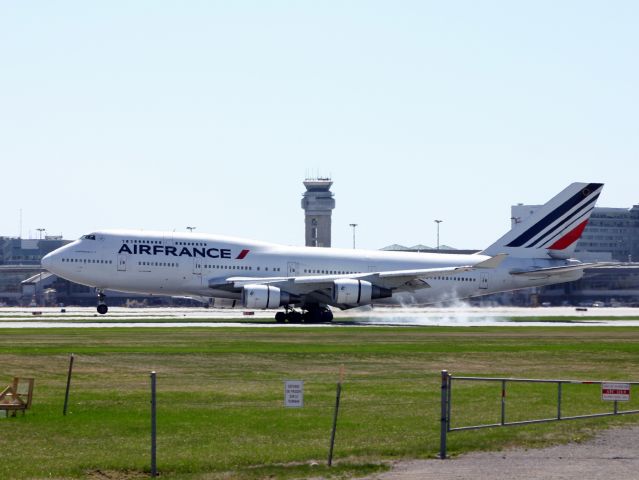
0, 236, 71, 304
301, 178, 335, 247
538, 266, 639, 307
0, 265, 42, 302
577, 206, 639, 262
0, 236, 69, 265
380, 244, 414, 252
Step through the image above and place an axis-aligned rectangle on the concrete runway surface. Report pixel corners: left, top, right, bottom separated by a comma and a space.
0, 306, 638, 328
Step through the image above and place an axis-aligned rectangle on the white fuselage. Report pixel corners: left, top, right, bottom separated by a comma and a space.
42, 230, 583, 306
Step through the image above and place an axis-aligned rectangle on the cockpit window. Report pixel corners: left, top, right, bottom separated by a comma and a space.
82, 234, 96, 240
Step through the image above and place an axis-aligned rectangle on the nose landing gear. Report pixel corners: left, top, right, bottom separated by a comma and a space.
97, 291, 108, 315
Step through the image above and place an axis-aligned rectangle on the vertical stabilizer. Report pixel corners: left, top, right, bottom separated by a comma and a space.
481, 182, 604, 259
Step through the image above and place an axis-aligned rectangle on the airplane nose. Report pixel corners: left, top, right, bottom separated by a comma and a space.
41, 252, 54, 271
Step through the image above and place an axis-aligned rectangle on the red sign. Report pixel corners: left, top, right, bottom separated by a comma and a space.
602, 383, 630, 401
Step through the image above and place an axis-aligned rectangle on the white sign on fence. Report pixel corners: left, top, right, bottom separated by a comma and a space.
601, 383, 631, 402
284, 380, 304, 408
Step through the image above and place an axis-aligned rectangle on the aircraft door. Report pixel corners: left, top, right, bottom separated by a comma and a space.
192, 257, 203, 286
193, 258, 203, 275
117, 254, 127, 272
479, 272, 489, 290
287, 262, 299, 277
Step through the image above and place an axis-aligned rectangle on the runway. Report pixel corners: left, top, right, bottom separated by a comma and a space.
1, 306, 638, 328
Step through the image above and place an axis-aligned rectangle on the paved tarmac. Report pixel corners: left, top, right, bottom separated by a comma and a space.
361, 426, 639, 480
1, 306, 639, 328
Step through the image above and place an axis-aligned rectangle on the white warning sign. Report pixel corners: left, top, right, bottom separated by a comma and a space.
284, 380, 304, 408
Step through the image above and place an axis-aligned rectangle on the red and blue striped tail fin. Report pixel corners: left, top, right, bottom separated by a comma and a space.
481, 182, 604, 259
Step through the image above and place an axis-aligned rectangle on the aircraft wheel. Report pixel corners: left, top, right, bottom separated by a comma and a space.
288, 311, 303, 323
321, 309, 333, 322
275, 311, 286, 323
97, 304, 108, 315
301, 308, 328, 323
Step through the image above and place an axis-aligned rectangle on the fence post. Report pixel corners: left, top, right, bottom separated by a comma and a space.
440, 370, 449, 459
501, 379, 506, 425
557, 382, 562, 420
63, 353, 74, 416
150, 371, 157, 477
328, 366, 344, 467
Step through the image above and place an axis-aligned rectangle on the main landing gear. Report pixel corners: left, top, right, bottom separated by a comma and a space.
275, 306, 333, 323
97, 290, 108, 315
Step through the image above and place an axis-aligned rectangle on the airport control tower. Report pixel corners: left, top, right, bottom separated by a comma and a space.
301, 177, 335, 247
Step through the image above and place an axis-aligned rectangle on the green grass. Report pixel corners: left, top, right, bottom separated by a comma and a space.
506, 315, 639, 322
1, 326, 639, 479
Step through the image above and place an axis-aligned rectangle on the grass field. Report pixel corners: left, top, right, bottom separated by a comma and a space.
1, 325, 639, 479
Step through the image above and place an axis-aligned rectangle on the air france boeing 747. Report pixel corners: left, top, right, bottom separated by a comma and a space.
42, 182, 609, 322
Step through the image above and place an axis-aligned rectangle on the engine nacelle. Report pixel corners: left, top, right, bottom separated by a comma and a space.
242, 284, 290, 309
332, 279, 373, 305
332, 279, 393, 305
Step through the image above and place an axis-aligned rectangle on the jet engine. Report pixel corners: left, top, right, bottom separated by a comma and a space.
242, 284, 291, 309
333, 279, 372, 305
332, 279, 393, 306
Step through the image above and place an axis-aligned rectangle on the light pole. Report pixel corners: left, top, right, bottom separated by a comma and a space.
36, 228, 45, 307
434, 220, 443, 250
349, 224, 358, 249
186, 226, 196, 233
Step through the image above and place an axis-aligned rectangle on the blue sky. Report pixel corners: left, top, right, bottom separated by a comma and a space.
1, 1, 637, 250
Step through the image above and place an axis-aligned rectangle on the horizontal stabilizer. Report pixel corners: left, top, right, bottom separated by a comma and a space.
510, 262, 618, 277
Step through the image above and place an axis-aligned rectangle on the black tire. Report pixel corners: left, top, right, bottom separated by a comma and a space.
275, 311, 286, 323
97, 304, 108, 315
288, 311, 303, 323
321, 309, 334, 322
302, 307, 332, 323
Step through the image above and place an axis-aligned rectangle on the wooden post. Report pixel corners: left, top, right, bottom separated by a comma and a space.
63, 354, 74, 416
328, 366, 344, 467
440, 370, 449, 459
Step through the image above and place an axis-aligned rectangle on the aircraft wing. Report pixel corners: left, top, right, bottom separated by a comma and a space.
345, 253, 508, 291
208, 254, 508, 302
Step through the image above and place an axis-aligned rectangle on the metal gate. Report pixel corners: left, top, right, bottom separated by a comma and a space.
439, 370, 639, 459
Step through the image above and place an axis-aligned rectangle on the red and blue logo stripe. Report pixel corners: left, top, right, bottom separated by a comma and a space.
506, 183, 603, 250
